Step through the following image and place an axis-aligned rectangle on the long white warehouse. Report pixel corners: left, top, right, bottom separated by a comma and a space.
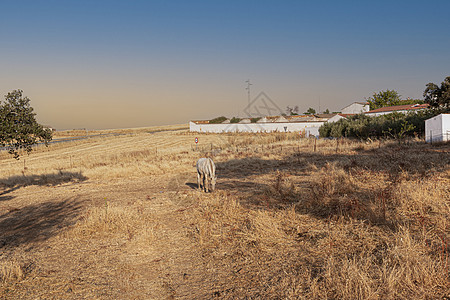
189, 115, 334, 137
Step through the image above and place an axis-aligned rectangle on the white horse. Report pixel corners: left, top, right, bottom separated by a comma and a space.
196, 158, 216, 192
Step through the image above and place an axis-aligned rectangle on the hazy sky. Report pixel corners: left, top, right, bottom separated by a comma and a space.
1, 1, 449, 130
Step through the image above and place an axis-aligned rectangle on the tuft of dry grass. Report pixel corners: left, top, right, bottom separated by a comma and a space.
68, 200, 157, 245
0, 260, 24, 284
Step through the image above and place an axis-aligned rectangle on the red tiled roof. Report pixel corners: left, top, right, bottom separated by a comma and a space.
366, 104, 429, 113
285, 115, 314, 120
314, 114, 336, 118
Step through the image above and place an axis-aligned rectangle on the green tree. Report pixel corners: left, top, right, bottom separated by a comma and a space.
324, 108, 330, 114
367, 89, 402, 110
209, 116, 227, 124
400, 98, 424, 105
304, 107, 316, 115
423, 76, 450, 109
0, 90, 52, 159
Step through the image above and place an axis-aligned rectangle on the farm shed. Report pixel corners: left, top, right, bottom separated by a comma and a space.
341, 102, 370, 114
425, 114, 450, 143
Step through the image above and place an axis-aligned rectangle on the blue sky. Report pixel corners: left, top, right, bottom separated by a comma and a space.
1, 1, 449, 129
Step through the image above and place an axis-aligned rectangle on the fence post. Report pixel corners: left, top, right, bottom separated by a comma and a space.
314, 138, 317, 152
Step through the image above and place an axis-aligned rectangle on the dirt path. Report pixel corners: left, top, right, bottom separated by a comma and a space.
0, 172, 222, 299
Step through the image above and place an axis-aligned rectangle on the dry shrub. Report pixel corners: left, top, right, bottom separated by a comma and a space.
264, 170, 296, 203
313, 162, 355, 197
0, 259, 24, 284
307, 162, 364, 219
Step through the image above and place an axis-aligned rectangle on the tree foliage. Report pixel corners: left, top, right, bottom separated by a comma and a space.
0, 90, 52, 159
304, 107, 316, 115
209, 116, 227, 124
423, 76, 450, 109
319, 110, 439, 140
400, 99, 424, 105
367, 89, 402, 110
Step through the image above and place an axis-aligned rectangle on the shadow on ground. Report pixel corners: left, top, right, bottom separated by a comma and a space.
215, 141, 449, 181
0, 197, 83, 250
0, 171, 88, 202
185, 182, 198, 190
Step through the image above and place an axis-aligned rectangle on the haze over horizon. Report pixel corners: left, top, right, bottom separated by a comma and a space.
1, 1, 449, 130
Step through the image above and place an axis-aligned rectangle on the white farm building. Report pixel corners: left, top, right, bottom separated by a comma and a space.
425, 114, 450, 143
189, 115, 331, 137
341, 102, 370, 114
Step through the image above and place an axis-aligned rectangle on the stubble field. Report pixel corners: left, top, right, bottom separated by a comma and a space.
0, 125, 448, 299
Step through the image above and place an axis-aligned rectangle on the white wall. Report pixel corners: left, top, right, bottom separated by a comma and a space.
425, 114, 450, 143
366, 109, 410, 117
341, 103, 369, 114
365, 108, 429, 117
189, 121, 324, 137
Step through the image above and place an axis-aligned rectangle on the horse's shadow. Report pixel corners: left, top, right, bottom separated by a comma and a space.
185, 182, 198, 190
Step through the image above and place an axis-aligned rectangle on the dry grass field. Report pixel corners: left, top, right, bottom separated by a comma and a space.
0, 125, 448, 299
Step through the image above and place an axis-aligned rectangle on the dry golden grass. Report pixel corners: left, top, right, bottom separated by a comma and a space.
52, 123, 188, 139
0, 260, 24, 284
0, 127, 448, 299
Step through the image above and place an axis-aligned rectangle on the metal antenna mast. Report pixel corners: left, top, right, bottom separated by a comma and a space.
319, 96, 321, 114
245, 79, 252, 106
